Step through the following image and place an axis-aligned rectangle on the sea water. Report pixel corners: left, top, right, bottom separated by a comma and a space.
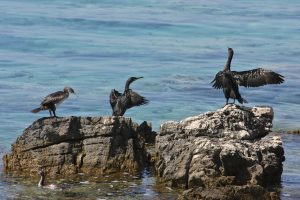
0, 0, 299, 199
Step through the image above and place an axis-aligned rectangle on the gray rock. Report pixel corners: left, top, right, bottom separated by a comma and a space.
3, 116, 153, 176
155, 104, 284, 198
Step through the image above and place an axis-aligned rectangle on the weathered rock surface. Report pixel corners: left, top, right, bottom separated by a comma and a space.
3, 116, 153, 176
155, 104, 284, 199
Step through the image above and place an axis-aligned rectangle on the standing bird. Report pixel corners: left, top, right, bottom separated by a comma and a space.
211, 48, 284, 105
109, 77, 149, 116
31, 86, 75, 117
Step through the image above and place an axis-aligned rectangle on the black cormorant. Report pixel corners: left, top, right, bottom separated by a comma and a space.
109, 77, 149, 116
38, 170, 60, 190
211, 48, 284, 105
31, 86, 75, 117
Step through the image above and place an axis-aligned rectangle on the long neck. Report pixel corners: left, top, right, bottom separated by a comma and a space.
224, 50, 233, 71
125, 79, 133, 91
38, 175, 45, 187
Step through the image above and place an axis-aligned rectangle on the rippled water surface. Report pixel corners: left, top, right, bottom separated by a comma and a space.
0, 0, 299, 199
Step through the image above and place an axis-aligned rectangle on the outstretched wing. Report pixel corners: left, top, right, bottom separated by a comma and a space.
211, 71, 224, 89
232, 68, 284, 87
41, 91, 65, 105
109, 89, 122, 108
127, 90, 149, 108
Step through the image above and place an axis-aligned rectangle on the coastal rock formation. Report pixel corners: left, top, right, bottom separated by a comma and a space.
155, 104, 284, 199
3, 116, 153, 176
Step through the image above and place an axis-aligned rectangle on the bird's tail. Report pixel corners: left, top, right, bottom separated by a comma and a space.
237, 98, 248, 104
31, 107, 42, 113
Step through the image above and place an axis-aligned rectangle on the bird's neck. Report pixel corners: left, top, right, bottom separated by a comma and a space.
224, 51, 233, 71
38, 175, 45, 187
125, 80, 133, 91
64, 91, 70, 98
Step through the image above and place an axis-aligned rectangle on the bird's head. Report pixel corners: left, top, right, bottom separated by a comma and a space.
228, 47, 234, 55
64, 87, 75, 94
38, 170, 45, 177
129, 77, 143, 82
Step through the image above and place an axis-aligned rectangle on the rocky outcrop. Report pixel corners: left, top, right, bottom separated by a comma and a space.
155, 104, 284, 199
3, 116, 153, 176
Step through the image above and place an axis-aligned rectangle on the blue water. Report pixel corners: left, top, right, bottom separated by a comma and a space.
0, 0, 299, 199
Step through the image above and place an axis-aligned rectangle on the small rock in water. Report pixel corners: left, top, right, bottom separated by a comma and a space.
111, 180, 119, 183
78, 173, 85, 176
106, 193, 114, 196
109, 184, 114, 188
80, 181, 89, 184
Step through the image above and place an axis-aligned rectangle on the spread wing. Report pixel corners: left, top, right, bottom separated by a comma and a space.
41, 91, 65, 105
109, 89, 122, 109
232, 68, 284, 87
211, 71, 224, 89
127, 90, 149, 108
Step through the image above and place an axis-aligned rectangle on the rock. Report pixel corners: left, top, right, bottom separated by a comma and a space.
155, 104, 284, 198
287, 129, 300, 134
178, 185, 280, 200
3, 116, 153, 177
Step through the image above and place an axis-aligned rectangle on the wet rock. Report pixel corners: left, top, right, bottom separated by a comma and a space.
3, 116, 153, 176
155, 104, 284, 199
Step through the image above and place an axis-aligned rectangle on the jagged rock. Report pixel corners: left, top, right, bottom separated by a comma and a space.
3, 116, 153, 177
155, 104, 284, 199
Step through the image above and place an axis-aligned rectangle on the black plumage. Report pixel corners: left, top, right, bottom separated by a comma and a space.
109, 77, 149, 116
31, 87, 75, 117
211, 48, 284, 104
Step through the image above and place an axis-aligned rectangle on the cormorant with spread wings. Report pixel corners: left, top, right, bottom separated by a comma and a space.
109, 77, 149, 116
31, 87, 75, 117
211, 48, 284, 105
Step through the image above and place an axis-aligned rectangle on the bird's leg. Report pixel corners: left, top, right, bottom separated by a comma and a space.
225, 98, 229, 106
50, 104, 57, 118
233, 99, 236, 104
53, 106, 57, 118
49, 110, 52, 117
53, 110, 57, 118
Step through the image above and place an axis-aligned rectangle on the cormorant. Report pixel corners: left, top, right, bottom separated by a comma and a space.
31, 86, 75, 117
38, 170, 60, 190
109, 77, 149, 116
211, 48, 284, 105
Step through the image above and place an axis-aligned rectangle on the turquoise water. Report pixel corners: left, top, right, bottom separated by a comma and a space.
0, 0, 299, 199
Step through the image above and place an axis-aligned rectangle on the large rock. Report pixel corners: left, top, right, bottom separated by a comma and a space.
155, 105, 284, 199
3, 116, 153, 176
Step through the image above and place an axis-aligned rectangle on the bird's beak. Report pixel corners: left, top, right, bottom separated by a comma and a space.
137, 77, 143, 79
